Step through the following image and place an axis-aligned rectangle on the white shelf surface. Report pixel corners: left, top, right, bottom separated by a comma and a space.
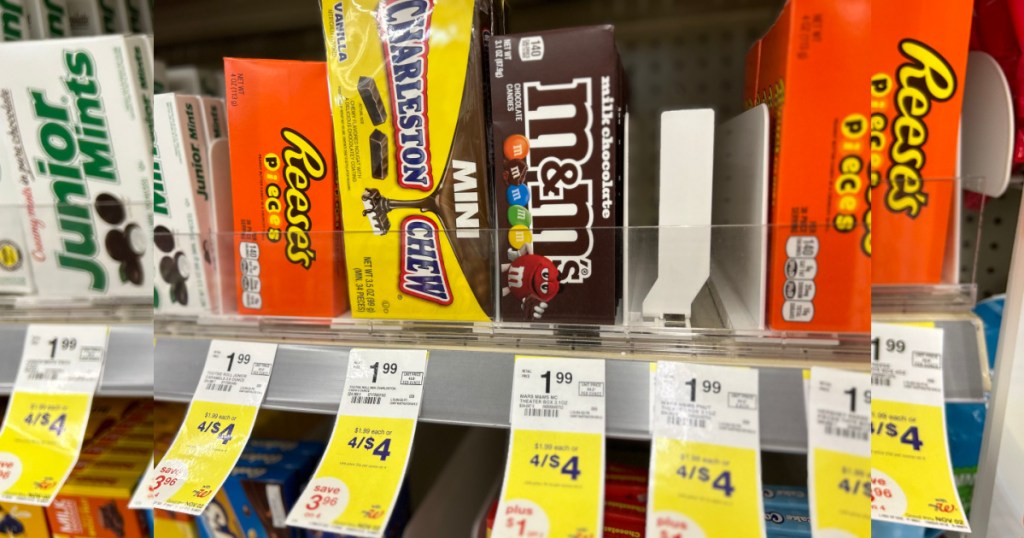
0, 323, 154, 397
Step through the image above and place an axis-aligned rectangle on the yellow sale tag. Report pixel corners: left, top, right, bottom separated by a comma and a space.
141, 340, 278, 515
287, 349, 427, 537
496, 429, 603, 538
870, 323, 969, 532
647, 362, 765, 537
0, 324, 108, 506
806, 367, 871, 537
493, 357, 606, 538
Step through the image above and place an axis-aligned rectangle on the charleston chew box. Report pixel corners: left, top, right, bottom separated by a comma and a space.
490, 26, 625, 324
745, 0, 870, 332
224, 58, 347, 318
0, 35, 153, 299
321, 0, 504, 321
872, 0, 972, 285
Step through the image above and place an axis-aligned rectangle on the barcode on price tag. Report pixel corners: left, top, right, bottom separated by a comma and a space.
144, 340, 278, 515
287, 349, 428, 537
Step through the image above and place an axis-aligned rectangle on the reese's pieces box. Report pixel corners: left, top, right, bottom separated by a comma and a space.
745, 0, 871, 332
224, 58, 347, 318
871, 0, 973, 285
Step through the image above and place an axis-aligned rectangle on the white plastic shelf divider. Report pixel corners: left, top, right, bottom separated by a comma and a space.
0, 323, 154, 397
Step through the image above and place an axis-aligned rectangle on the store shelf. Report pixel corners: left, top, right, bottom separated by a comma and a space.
0, 323, 154, 397
155, 335, 812, 452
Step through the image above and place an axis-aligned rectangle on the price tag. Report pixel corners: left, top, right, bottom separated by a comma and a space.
646, 362, 765, 538
128, 457, 157, 509
286, 349, 427, 538
142, 340, 277, 515
806, 367, 870, 537
0, 324, 109, 505
870, 323, 969, 532
492, 356, 606, 538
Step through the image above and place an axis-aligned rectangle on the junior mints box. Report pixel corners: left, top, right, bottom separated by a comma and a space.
0, 35, 153, 298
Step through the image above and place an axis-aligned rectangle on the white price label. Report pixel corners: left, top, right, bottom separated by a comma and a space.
145, 340, 278, 515
870, 323, 969, 532
647, 362, 765, 538
287, 349, 428, 537
492, 356, 606, 538
806, 367, 871, 537
0, 324, 109, 505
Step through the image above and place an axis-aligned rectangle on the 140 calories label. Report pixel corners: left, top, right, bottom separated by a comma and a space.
0, 324, 109, 506
136, 340, 277, 515
286, 349, 428, 538
493, 356, 606, 538
870, 323, 969, 532
647, 362, 766, 538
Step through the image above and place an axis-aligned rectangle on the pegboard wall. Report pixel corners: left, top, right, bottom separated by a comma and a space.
965, 185, 1023, 299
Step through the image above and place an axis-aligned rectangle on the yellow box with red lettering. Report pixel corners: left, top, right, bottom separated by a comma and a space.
871, 0, 973, 285
745, 0, 871, 332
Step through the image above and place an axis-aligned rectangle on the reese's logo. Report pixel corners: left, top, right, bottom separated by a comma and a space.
884, 39, 958, 218
263, 128, 327, 268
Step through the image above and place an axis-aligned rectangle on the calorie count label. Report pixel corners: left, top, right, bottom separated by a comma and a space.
492, 357, 607, 538
870, 323, 970, 532
806, 367, 871, 537
142, 340, 278, 515
647, 362, 766, 538
286, 349, 428, 538
0, 324, 108, 506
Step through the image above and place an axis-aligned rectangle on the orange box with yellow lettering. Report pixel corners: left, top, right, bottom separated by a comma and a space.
224, 58, 347, 317
871, 0, 973, 285
744, 0, 871, 332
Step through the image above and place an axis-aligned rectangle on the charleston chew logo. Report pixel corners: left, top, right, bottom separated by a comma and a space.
266, 128, 328, 269
377, 0, 434, 191
883, 39, 958, 218
32, 49, 116, 290
399, 215, 452, 305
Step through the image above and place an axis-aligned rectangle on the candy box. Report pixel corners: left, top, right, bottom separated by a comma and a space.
321, 0, 505, 321
744, 0, 870, 332
762, 484, 808, 510
26, 0, 71, 38
490, 25, 626, 324
0, 0, 30, 40
763, 506, 811, 537
153, 93, 215, 314
197, 476, 269, 538
0, 35, 153, 299
46, 495, 149, 538
871, 0, 973, 285
0, 504, 51, 536
224, 58, 347, 318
